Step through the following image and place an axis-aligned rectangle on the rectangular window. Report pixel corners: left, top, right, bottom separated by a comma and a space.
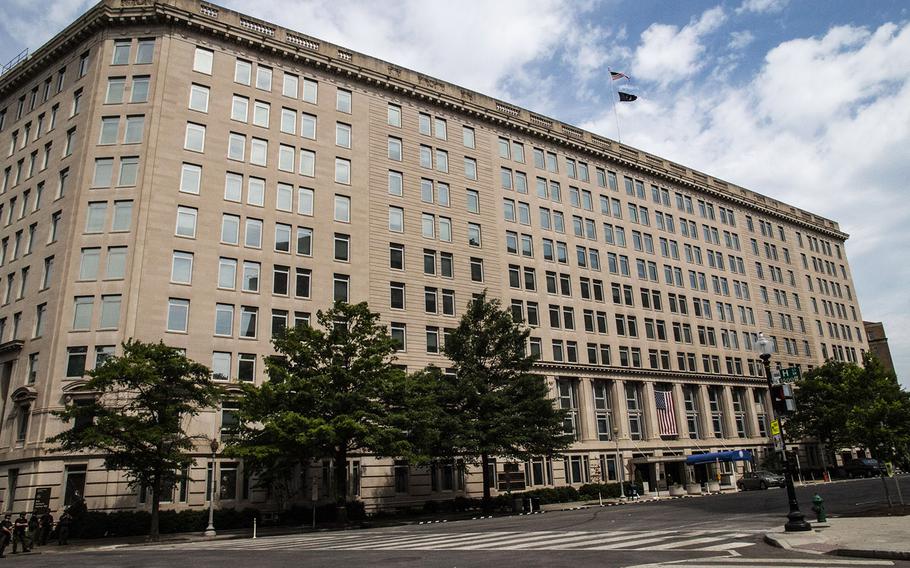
193, 47, 213, 74
167, 298, 189, 332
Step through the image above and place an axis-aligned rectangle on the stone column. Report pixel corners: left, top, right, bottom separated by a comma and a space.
721, 386, 738, 440
642, 381, 660, 440
697, 384, 714, 438
577, 378, 597, 442
612, 379, 628, 440
672, 383, 689, 439
744, 387, 761, 439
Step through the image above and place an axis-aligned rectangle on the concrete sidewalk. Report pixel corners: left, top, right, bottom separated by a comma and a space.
765, 516, 910, 560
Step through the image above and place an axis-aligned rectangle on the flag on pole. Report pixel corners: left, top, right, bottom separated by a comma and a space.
610, 70, 630, 81
618, 91, 637, 102
654, 389, 678, 436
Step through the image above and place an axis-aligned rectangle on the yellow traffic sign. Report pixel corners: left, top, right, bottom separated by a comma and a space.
770, 419, 780, 436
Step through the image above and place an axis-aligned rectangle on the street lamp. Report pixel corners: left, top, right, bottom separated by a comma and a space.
614, 426, 625, 501
204, 437, 219, 537
756, 332, 811, 532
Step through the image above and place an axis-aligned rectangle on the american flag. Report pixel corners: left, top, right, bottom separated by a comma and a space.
654, 389, 678, 436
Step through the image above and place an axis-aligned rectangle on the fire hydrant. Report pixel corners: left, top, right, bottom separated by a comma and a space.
811, 493, 826, 523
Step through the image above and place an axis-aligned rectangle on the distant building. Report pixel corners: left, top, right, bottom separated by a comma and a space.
0, 0, 869, 514
863, 321, 895, 374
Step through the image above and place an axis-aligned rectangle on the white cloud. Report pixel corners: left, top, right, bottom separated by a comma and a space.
0, 0, 94, 56
729, 30, 755, 50
219, 0, 592, 102
585, 21, 910, 385
633, 6, 727, 86
736, 0, 790, 15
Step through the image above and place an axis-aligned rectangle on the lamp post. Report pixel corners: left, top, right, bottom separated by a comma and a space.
204, 437, 219, 537
756, 332, 811, 532
614, 426, 625, 501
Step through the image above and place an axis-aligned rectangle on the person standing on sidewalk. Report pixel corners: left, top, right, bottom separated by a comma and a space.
0, 515, 12, 558
57, 510, 72, 546
38, 511, 53, 546
27, 513, 39, 549
12, 513, 29, 553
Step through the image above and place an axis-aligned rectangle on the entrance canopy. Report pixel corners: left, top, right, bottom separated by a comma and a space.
685, 450, 753, 466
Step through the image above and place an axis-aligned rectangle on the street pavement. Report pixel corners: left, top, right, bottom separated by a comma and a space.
11, 476, 909, 567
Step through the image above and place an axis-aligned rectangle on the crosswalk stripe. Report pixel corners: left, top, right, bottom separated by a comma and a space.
586, 533, 690, 550
441, 532, 574, 550
500, 531, 634, 550
344, 531, 509, 550
648, 533, 750, 550
545, 532, 684, 550
370, 531, 532, 550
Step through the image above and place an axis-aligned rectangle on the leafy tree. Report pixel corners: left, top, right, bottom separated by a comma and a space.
430, 291, 573, 509
48, 340, 221, 540
789, 353, 910, 466
227, 302, 412, 508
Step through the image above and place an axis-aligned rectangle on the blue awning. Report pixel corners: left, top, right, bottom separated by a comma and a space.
685, 450, 753, 465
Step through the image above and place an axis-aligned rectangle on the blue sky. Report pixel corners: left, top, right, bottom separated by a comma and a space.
1, 0, 908, 386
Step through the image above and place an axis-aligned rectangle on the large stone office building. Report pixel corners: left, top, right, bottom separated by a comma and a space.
0, 0, 868, 513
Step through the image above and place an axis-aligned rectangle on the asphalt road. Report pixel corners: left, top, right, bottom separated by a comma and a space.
8, 476, 909, 568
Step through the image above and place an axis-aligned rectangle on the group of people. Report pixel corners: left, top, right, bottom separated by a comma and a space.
0, 509, 72, 557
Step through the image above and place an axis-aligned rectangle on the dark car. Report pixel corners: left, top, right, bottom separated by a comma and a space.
844, 458, 886, 478
736, 470, 786, 490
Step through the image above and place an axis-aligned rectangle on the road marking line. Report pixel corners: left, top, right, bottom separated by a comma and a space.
585, 534, 690, 550
401, 531, 563, 550
648, 534, 750, 550
353, 531, 525, 550
692, 558, 894, 565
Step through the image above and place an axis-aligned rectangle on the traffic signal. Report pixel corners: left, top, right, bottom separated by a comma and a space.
770, 384, 796, 415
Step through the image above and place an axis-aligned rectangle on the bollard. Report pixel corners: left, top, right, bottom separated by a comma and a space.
253, 517, 257, 539
598, 491, 603, 507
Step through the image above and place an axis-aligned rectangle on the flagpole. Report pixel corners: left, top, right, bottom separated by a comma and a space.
607, 68, 622, 143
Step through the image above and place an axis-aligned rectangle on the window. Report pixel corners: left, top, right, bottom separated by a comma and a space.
227, 133, 245, 160
112, 201, 132, 231
390, 282, 405, 309
250, 138, 267, 165
218, 258, 237, 289
253, 101, 270, 127
388, 171, 403, 196
240, 306, 258, 338
464, 157, 477, 180
295, 268, 311, 298
180, 163, 201, 194
275, 223, 291, 253
118, 156, 139, 186
245, 218, 263, 248
336, 89, 352, 113
231, 95, 249, 122
99, 117, 119, 144
106, 247, 127, 279
297, 227, 313, 255
92, 158, 113, 188
167, 298, 189, 332
388, 104, 401, 127
256, 66, 272, 91
298, 187, 314, 215
184, 123, 205, 152
388, 137, 402, 161
334, 233, 350, 261
193, 47, 213, 74
175, 206, 197, 238
123, 115, 145, 144
72, 296, 93, 330
85, 202, 107, 233
334, 195, 351, 222
212, 352, 231, 381
335, 158, 351, 184
242, 261, 260, 292
303, 78, 318, 103
171, 251, 193, 284
301, 113, 316, 139
214, 303, 234, 336
282, 72, 299, 97
247, 177, 265, 206
333, 274, 350, 302
66, 347, 87, 377
99, 295, 121, 329
112, 40, 131, 65
189, 84, 209, 112
466, 189, 479, 214
336, 122, 352, 148
235, 59, 252, 85
389, 206, 404, 232
299, 149, 315, 177
131, 76, 150, 103
221, 215, 240, 244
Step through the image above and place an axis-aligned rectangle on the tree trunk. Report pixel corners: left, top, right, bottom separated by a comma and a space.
481, 452, 492, 514
334, 447, 348, 523
150, 477, 161, 541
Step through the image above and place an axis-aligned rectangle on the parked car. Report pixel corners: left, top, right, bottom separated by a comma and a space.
736, 470, 786, 490
844, 458, 886, 478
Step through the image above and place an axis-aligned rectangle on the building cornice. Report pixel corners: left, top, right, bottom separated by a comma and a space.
532, 360, 767, 388
0, 0, 847, 239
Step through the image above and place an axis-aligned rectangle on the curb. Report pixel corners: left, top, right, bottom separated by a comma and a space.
762, 533, 791, 550
836, 548, 910, 561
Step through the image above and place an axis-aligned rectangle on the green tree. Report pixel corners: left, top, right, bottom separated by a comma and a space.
789, 354, 910, 465
430, 291, 573, 509
48, 340, 221, 540
227, 302, 412, 508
